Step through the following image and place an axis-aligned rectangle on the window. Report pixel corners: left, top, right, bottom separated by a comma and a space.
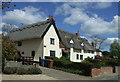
84, 50, 88, 53
92, 51, 94, 54
70, 43, 74, 48
31, 51, 35, 57
76, 54, 79, 60
18, 41, 22, 46
50, 50, 55, 57
50, 38, 55, 45
22, 52, 24, 54
18, 51, 21, 55
80, 55, 83, 60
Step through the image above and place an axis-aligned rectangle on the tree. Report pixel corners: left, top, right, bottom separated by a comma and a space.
91, 35, 105, 50
1, 0, 16, 10
2, 35, 20, 61
102, 51, 110, 57
110, 39, 120, 58
2, 24, 16, 35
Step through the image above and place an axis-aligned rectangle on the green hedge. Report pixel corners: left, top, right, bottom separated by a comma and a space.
3, 67, 17, 74
47, 56, 92, 76
27, 67, 42, 74
3, 67, 42, 74
16, 67, 28, 74
53, 66, 82, 75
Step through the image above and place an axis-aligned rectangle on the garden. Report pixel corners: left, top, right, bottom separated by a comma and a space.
45, 56, 120, 76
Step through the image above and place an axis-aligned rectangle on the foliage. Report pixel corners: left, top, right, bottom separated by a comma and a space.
91, 35, 105, 50
1, 1, 16, 10
53, 66, 82, 75
3, 66, 42, 74
102, 51, 111, 57
3, 67, 17, 74
110, 39, 120, 58
48, 56, 92, 76
2, 36, 20, 61
2, 56, 5, 71
27, 67, 42, 74
16, 67, 28, 74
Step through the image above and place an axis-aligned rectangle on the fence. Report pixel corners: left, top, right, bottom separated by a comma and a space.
22, 57, 34, 65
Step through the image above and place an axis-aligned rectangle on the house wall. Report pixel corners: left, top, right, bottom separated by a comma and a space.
43, 25, 62, 58
17, 38, 43, 61
70, 48, 96, 62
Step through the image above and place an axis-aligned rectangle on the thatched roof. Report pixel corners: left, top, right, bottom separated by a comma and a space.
9, 17, 96, 51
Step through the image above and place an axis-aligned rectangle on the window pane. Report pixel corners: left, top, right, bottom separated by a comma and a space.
76, 54, 79, 60
80, 55, 83, 60
50, 51, 55, 57
70, 43, 74, 48
50, 38, 55, 44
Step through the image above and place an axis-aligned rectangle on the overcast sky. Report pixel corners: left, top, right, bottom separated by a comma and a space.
1, 2, 119, 51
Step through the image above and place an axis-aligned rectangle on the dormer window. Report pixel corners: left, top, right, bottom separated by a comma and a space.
70, 43, 74, 48
50, 38, 55, 45
70, 40, 74, 48
81, 43, 84, 49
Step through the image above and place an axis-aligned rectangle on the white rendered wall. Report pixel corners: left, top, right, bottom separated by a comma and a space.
43, 25, 62, 58
17, 38, 43, 61
70, 49, 96, 62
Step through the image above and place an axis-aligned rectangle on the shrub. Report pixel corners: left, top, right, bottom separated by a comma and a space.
3, 67, 17, 74
2, 56, 5, 72
27, 67, 42, 74
53, 66, 82, 75
16, 67, 28, 74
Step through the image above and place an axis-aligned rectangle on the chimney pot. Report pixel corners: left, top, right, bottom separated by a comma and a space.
76, 31, 80, 37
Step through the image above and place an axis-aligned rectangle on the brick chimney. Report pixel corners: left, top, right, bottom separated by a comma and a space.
48, 16, 55, 23
75, 31, 80, 37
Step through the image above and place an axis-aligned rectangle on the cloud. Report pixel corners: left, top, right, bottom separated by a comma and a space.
105, 37, 119, 45
2, 6, 47, 25
81, 15, 118, 36
94, 2, 112, 9
55, 3, 118, 36
102, 37, 119, 51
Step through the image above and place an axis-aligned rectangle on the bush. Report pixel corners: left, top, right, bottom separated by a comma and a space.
16, 67, 28, 74
53, 66, 82, 75
2, 56, 5, 72
27, 67, 42, 74
3, 66, 42, 75
3, 67, 17, 74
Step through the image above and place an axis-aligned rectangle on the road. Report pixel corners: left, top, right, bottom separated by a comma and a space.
1, 67, 120, 80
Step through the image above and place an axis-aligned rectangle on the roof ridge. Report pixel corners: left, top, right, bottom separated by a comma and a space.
11, 20, 50, 32
57, 28, 83, 39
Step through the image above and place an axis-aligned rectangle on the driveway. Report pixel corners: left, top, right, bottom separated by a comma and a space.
40, 66, 119, 80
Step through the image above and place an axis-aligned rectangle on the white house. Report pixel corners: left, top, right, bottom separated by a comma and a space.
9, 16, 102, 62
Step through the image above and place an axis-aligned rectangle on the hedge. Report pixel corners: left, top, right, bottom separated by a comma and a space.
47, 56, 93, 76
3, 67, 17, 74
3, 66, 42, 74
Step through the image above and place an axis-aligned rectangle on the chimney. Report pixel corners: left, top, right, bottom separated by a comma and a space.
47, 16, 55, 23
75, 31, 80, 37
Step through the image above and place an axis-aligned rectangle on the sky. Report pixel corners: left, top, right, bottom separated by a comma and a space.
1, 2, 119, 51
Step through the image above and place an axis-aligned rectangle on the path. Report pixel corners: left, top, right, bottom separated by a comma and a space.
2, 74, 58, 80
40, 66, 119, 80
40, 67, 92, 80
